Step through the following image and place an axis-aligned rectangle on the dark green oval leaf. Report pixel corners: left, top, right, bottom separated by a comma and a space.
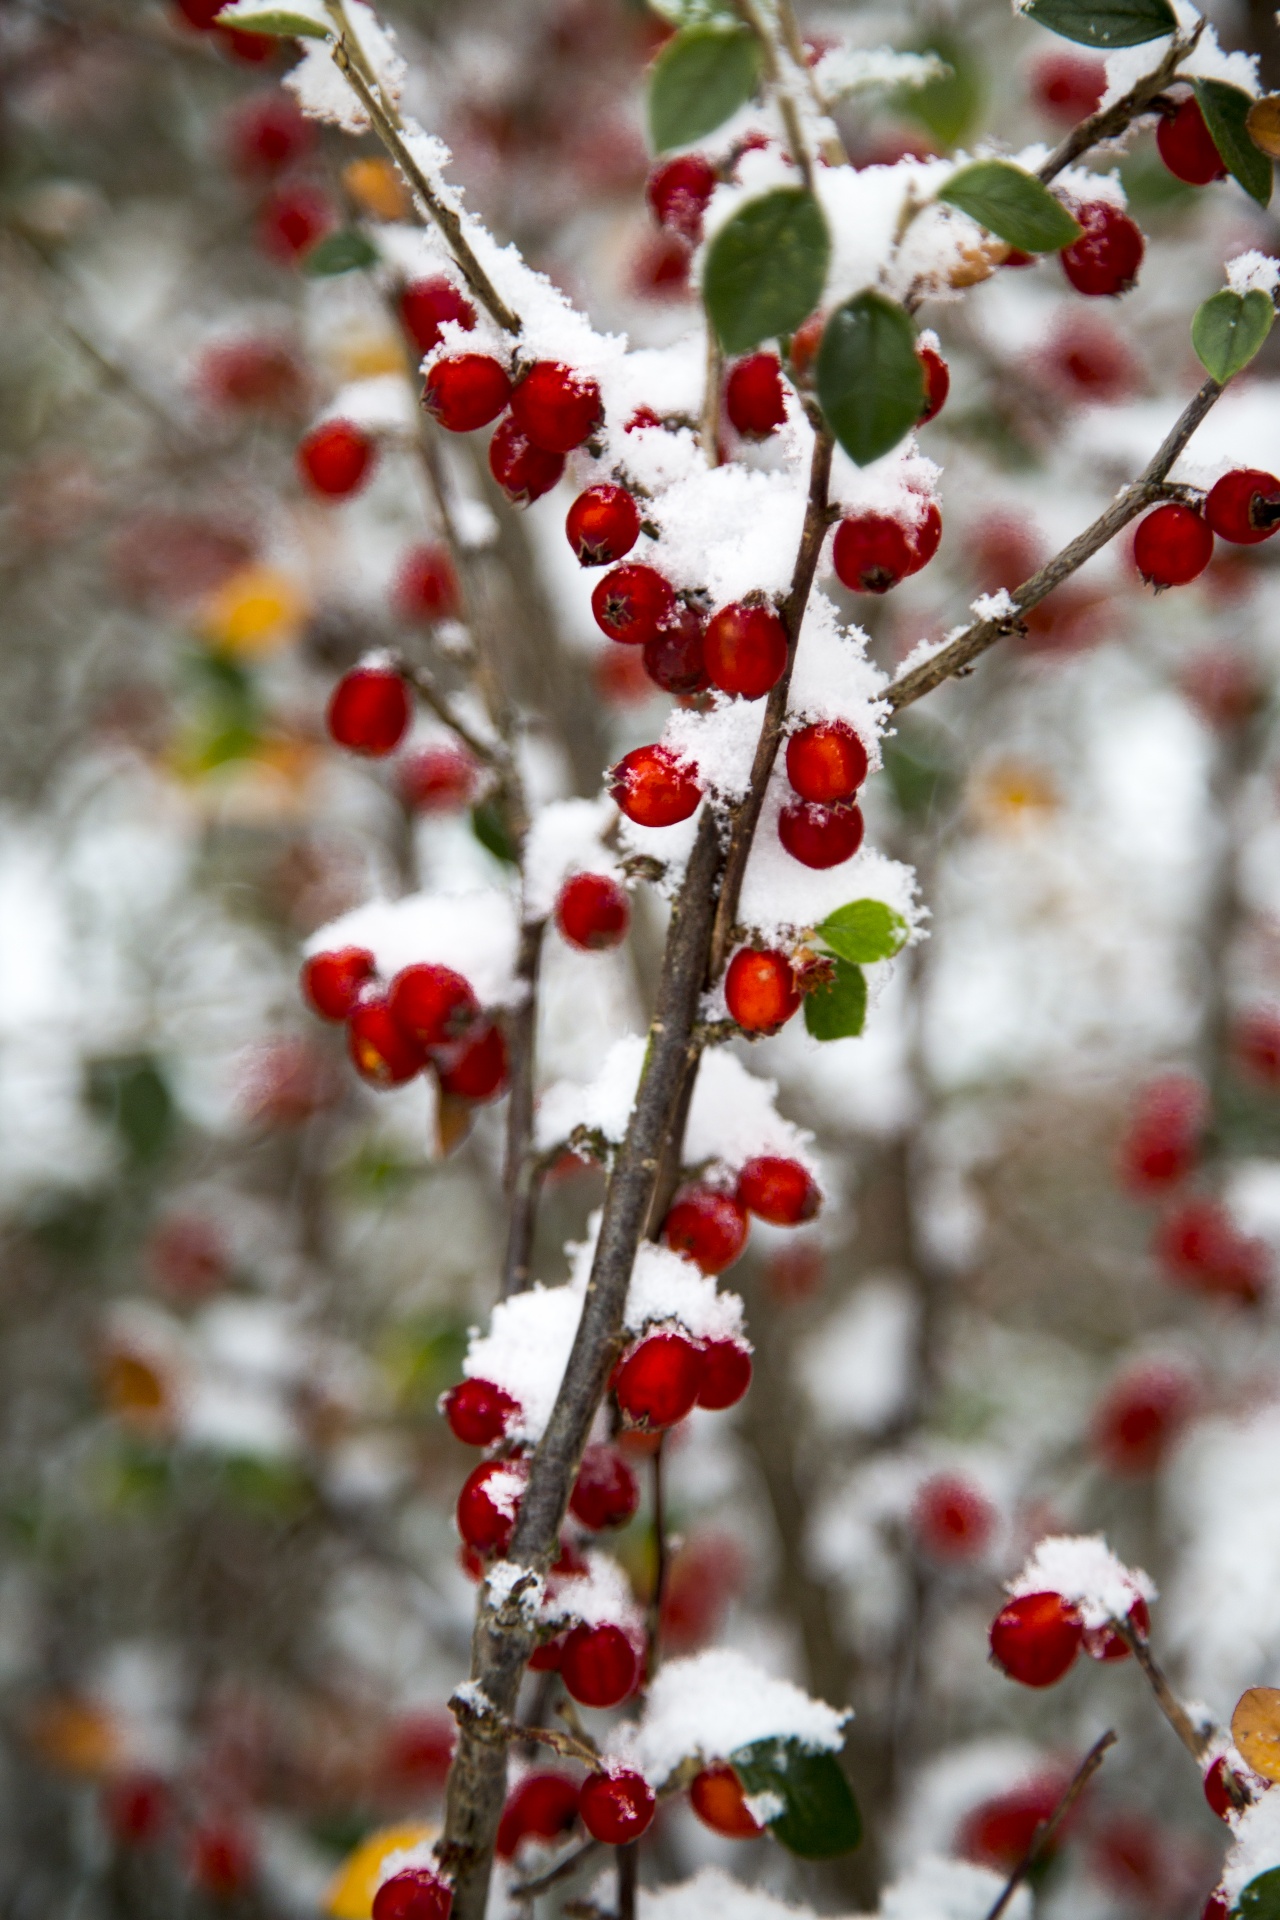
1192, 287, 1274, 382
703, 187, 829, 355
730, 1738, 862, 1859
303, 228, 380, 277
648, 26, 761, 154
1022, 0, 1176, 47
1239, 1868, 1280, 1920
802, 958, 867, 1042
815, 899, 910, 966
471, 800, 519, 866
939, 160, 1081, 252
816, 290, 922, 467
1194, 79, 1274, 207
214, 3, 330, 35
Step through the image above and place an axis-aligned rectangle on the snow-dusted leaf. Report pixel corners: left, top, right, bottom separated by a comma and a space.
816, 900, 909, 966
1194, 80, 1274, 208
703, 188, 830, 355
214, 1, 330, 36
815, 289, 922, 467
302, 228, 379, 276
1232, 1686, 1280, 1782
939, 161, 1081, 252
730, 1737, 862, 1858
648, 25, 761, 153
1021, 0, 1175, 49
1240, 1869, 1280, 1920
802, 960, 867, 1042
1192, 288, 1274, 383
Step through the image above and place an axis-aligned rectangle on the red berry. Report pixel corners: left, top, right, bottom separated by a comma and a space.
198, 338, 307, 416
510, 362, 602, 454
1082, 1594, 1149, 1663
696, 1339, 752, 1411
496, 1774, 578, 1859
647, 154, 718, 241
175, 0, 226, 28
1236, 1008, 1280, 1084
190, 1825, 254, 1897
1204, 1756, 1243, 1822
456, 1458, 527, 1555
298, 419, 377, 499
394, 545, 461, 623
663, 1186, 748, 1274
724, 948, 801, 1033
1157, 95, 1227, 186
399, 277, 476, 356
958, 1773, 1071, 1871
579, 1770, 655, 1846
910, 1473, 997, 1564
1040, 313, 1138, 401
1206, 469, 1280, 544
725, 354, 788, 439
1060, 201, 1144, 297
489, 416, 566, 505
1134, 503, 1213, 587
102, 1773, 170, 1846
373, 1869, 453, 1920
556, 872, 630, 951
528, 1633, 566, 1672
438, 1023, 509, 1101
690, 1764, 763, 1838
397, 743, 478, 814
778, 798, 864, 868
566, 486, 641, 567
382, 1712, 455, 1791
990, 1591, 1083, 1687
918, 343, 950, 424
443, 1377, 518, 1446
631, 230, 693, 301
423, 355, 512, 433
1154, 1198, 1270, 1304
388, 964, 479, 1049
226, 91, 312, 174
592, 564, 676, 645
789, 312, 825, 383
570, 1445, 640, 1530
560, 1622, 639, 1708
644, 603, 710, 694
348, 998, 426, 1087
785, 720, 869, 804
302, 947, 375, 1021
614, 1330, 704, 1428
833, 506, 941, 593
1204, 1896, 1229, 1920
1031, 50, 1106, 121
1118, 1075, 1206, 1193
328, 665, 411, 756
704, 602, 789, 699
609, 744, 702, 827
737, 1156, 821, 1225
257, 183, 336, 262
1092, 1360, 1197, 1476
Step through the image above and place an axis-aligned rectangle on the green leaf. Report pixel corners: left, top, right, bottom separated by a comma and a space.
703, 188, 829, 355
214, 3, 330, 36
471, 800, 519, 865
898, 34, 982, 147
816, 290, 923, 467
1194, 79, 1274, 207
1239, 1868, 1280, 1920
86, 1056, 175, 1166
730, 1738, 862, 1859
1022, 0, 1176, 48
939, 160, 1081, 252
816, 899, 910, 966
648, 25, 761, 153
1192, 287, 1274, 383
303, 228, 380, 277
802, 959, 868, 1042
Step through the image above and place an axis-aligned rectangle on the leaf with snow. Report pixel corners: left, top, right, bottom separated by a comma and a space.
1195, 80, 1274, 207
730, 1737, 862, 1858
816, 899, 910, 966
703, 189, 830, 356
803, 959, 867, 1041
215, 0, 329, 35
816, 290, 922, 468
1192, 288, 1274, 383
938, 162, 1081, 253
1021, 0, 1175, 49
302, 228, 379, 276
648, 26, 761, 153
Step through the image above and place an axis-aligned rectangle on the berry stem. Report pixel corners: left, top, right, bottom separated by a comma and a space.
1115, 1619, 1215, 1764
981, 1730, 1117, 1920
502, 915, 547, 1297
701, 328, 724, 469
1036, 22, 1204, 185
731, 0, 817, 189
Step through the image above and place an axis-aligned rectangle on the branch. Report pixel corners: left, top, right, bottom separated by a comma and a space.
1117, 1621, 1215, 1765
1037, 23, 1204, 183
512, 1840, 603, 1900
982, 1730, 1116, 1920
733, 0, 815, 188
502, 917, 547, 1297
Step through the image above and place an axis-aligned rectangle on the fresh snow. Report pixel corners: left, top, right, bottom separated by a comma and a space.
304, 890, 521, 1008
608, 1648, 847, 1785
1007, 1533, 1155, 1629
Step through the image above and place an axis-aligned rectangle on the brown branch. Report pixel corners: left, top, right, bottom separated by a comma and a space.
1037, 23, 1203, 183
733, 0, 815, 189
617, 1841, 639, 1920
645, 1433, 669, 1670
1117, 1621, 1215, 1764
502, 917, 546, 1297
983, 1730, 1116, 1920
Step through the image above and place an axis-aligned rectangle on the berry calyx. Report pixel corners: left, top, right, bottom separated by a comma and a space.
423, 355, 513, 433
372, 1869, 453, 1920
1060, 201, 1145, 297
1134, 502, 1214, 588
556, 873, 630, 951
724, 948, 801, 1033
918, 341, 950, 424
389, 964, 480, 1049
510, 362, 603, 454
488, 416, 565, 505
579, 1771, 656, 1846
297, 419, 377, 499
566, 485, 641, 566
1157, 95, 1227, 186
443, 1377, 518, 1447
570, 1445, 639, 1530
725, 353, 788, 439
348, 999, 426, 1087
399, 276, 477, 356
647, 154, 718, 241
910, 1473, 996, 1564
302, 947, 376, 1022
644, 603, 710, 694
592, 564, 676, 645
614, 1330, 704, 1428
989, 1590, 1083, 1687
394, 544, 461, 623
438, 1022, 509, 1101
690, 1764, 763, 1839
704, 601, 789, 700
778, 798, 864, 868
663, 1185, 748, 1274
496, 1773, 580, 1860
736, 1156, 821, 1225
695, 1339, 752, 1411
456, 1458, 527, 1555
398, 743, 479, 814
785, 719, 869, 804
1092, 1360, 1196, 1476
1205, 468, 1280, 544
608, 744, 702, 827
832, 506, 941, 594
560, 1621, 639, 1707
328, 664, 412, 756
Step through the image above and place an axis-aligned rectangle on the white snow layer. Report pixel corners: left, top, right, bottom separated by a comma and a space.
1007, 1533, 1155, 1629
305, 890, 521, 1008
523, 797, 620, 920
608, 1649, 846, 1784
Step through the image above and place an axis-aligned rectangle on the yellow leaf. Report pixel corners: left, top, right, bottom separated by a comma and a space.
344, 158, 411, 221
1233, 1687, 1280, 1782
200, 565, 306, 657
1246, 95, 1280, 160
28, 1698, 122, 1776
326, 1824, 436, 1920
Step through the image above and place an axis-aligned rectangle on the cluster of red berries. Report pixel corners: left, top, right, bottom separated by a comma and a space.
658, 1155, 821, 1285
302, 948, 509, 1102
990, 1588, 1150, 1687
1133, 469, 1280, 588
423, 344, 603, 505
326, 662, 483, 816
492, 1754, 766, 1865
100, 1773, 257, 1899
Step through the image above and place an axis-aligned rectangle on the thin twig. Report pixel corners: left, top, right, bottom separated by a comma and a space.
1118, 1622, 1214, 1764
645, 1434, 669, 1671
733, 0, 814, 189
616, 1841, 638, 1920
502, 916, 547, 1296
983, 1731, 1116, 1920
1038, 24, 1203, 183
394, 660, 504, 770
512, 1840, 602, 1900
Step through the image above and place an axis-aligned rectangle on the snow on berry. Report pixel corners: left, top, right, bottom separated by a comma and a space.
1006, 1533, 1155, 1631
541, 1548, 645, 1640
604, 1647, 846, 1787
304, 892, 520, 1013
522, 797, 620, 920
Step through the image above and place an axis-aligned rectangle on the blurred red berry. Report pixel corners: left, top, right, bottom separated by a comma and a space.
958, 1772, 1071, 1871
382, 1712, 456, 1791
1039, 313, 1138, 402
302, 946, 376, 1021
147, 1214, 228, 1301
647, 153, 718, 240
556, 872, 630, 950
1154, 1198, 1270, 1304
1092, 1360, 1197, 1476
298, 419, 377, 499
102, 1773, 171, 1846
190, 1824, 254, 1898
1236, 1008, 1280, 1084
199, 337, 308, 415
328, 665, 411, 755
397, 743, 479, 814
394, 545, 461, 623
1117, 1074, 1207, 1192
1031, 50, 1106, 121
226, 90, 312, 173
438, 1023, 509, 1101
257, 182, 336, 262
570, 1446, 640, 1530
911, 1473, 997, 1563
496, 1773, 579, 1860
